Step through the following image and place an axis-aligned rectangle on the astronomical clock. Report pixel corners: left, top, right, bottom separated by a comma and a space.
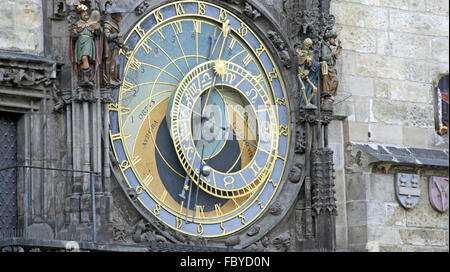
109, 0, 315, 250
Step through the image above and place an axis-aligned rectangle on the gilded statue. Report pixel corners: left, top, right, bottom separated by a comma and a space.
296, 38, 319, 109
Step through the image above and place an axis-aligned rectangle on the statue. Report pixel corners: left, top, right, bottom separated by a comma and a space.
296, 38, 319, 109
69, 4, 103, 87
101, 7, 128, 88
320, 29, 342, 106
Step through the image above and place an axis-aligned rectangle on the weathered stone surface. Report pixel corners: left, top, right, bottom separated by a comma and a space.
389, 10, 449, 37
347, 225, 368, 245
369, 123, 403, 145
389, 80, 430, 104
331, 1, 388, 30
0, 0, 43, 54
390, 32, 431, 60
373, 79, 389, 98
356, 55, 407, 80
431, 37, 450, 62
426, 0, 450, 15
371, 99, 434, 128
399, 229, 446, 246
346, 173, 369, 201
336, 26, 377, 54
344, 121, 369, 143
368, 226, 400, 245
402, 126, 430, 148
385, 203, 406, 226
346, 201, 367, 227
369, 173, 397, 202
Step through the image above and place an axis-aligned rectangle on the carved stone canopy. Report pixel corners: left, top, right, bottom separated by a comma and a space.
0, 50, 61, 112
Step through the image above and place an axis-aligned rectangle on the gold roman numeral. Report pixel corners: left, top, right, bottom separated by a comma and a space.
196, 205, 205, 218
141, 40, 152, 54
156, 29, 166, 40
242, 54, 252, 66
142, 174, 154, 187
174, 21, 183, 34
121, 80, 135, 92
128, 56, 142, 71
160, 190, 168, 203
193, 21, 202, 33
215, 204, 224, 217
229, 39, 237, 50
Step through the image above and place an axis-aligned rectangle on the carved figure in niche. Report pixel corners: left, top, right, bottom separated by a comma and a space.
288, 161, 303, 183
102, 7, 128, 88
320, 29, 342, 105
69, 4, 103, 87
296, 38, 319, 109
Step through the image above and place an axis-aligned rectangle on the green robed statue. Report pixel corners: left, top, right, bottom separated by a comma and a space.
69, 4, 103, 87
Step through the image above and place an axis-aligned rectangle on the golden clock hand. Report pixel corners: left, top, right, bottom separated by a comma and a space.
217, 19, 231, 61
202, 21, 231, 114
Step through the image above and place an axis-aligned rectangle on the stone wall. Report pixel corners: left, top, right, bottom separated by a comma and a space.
0, 0, 44, 55
331, 0, 449, 148
329, 0, 449, 251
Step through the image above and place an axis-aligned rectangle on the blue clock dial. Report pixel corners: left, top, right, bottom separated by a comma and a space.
110, 1, 290, 238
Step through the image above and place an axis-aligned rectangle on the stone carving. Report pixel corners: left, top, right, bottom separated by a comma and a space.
69, 4, 103, 87
311, 148, 337, 215
135, 1, 150, 16
246, 224, 260, 237
429, 176, 449, 213
243, 2, 261, 20
113, 224, 127, 242
288, 162, 303, 183
268, 200, 282, 216
132, 219, 168, 243
295, 130, 306, 154
101, 7, 129, 88
267, 31, 291, 69
53, 0, 69, 18
395, 173, 420, 209
221, 0, 243, 5
0, 67, 51, 87
320, 29, 342, 106
224, 236, 240, 247
284, 0, 336, 58
272, 231, 291, 252
296, 38, 319, 108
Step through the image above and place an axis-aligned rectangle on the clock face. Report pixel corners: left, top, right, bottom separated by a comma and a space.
110, 0, 290, 238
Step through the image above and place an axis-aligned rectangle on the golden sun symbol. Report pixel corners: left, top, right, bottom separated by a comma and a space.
214, 60, 228, 77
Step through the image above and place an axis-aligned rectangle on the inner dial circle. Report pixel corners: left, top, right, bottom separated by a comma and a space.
170, 61, 279, 199
190, 84, 259, 165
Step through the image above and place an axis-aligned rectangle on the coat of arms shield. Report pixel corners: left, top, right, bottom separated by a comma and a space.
428, 176, 449, 213
395, 173, 420, 209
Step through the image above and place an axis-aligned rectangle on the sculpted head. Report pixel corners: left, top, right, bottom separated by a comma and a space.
303, 38, 313, 50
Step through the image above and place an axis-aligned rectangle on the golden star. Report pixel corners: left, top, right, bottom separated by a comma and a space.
214, 60, 227, 77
